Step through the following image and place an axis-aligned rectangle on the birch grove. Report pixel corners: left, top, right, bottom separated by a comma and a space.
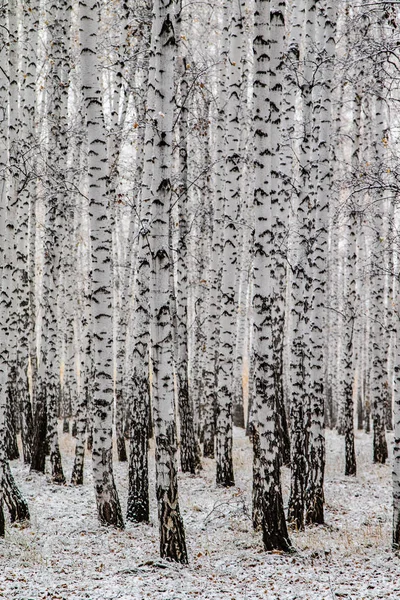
2, 0, 400, 572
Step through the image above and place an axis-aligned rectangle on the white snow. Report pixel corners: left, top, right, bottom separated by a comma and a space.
1, 427, 400, 599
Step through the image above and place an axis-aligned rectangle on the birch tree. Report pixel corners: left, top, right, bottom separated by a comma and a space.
80, 0, 124, 528
0, 5, 30, 528
149, 0, 187, 563
174, 5, 200, 473
251, 0, 291, 552
216, 0, 245, 488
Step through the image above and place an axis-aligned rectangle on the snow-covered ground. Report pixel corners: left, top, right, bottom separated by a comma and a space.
1, 427, 399, 599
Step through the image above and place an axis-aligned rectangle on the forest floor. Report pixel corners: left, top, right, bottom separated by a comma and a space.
0, 427, 399, 600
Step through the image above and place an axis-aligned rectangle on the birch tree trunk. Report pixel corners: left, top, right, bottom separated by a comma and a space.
370, 93, 388, 465
304, 0, 337, 524
8, 0, 36, 465
202, 10, 229, 458
341, 92, 361, 478
126, 64, 155, 524
288, 0, 314, 531
216, 0, 245, 488
252, 0, 291, 552
393, 260, 400, 547
149, 0, 187, 563
80, 0, 124, 528
175, 20, 200, 472
0, 8, 30, 525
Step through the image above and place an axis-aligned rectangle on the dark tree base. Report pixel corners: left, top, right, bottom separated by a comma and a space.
203, 438, 214, 459
252, 432, 263, 531
345, 431, 357, 476
99, 503, 125, 529
0, 502, 4, 537
159, 499, 188, 564
127, 399, 149, 523
261, 456, 292, 551
336, 422, 345, 436
71, 421, 78, 438
203, 420, 215, 458
216, 424, 235, 487
288, 438, 306, 532
62, 419, 70, 434
393, 515, 400, 550
305, 496, 324, 525
179, 379, 200, 475
262, 508, 292, 553
6, 433, 20, 461
373, 422, 388, 464
71, 462, 84, 485
97, 493, 125, 530
6, 393, 20, 461
126, 502, 149, 524
233, 403, 245, 428
30, 400, 47, 474
3, 463, 30, 523
51, 449, 66, 484
373, 444, 388, 464
180, 451, 197, 475
117, 436, 128, 462
287, 512, 304, 532
216, 463, 235, 488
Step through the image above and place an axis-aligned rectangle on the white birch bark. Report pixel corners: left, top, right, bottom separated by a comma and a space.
341, 88, 361, 477
304, 0, 337, 523
370, 93, 388, 464
288, 0, 313, 531
174, 13, 200, 472
80, 0, 124, 528
216, 0, 245, 488
252, 0, 291, 551
149, 0, 187, 563
126, 57, 156, 523
202, 12, 229, 458
0, 9, 30, 525
7, 0, 36, 465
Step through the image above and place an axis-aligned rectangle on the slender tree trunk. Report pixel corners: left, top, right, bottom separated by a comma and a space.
80, 0, 124, 528
0, 9, 30, 525
216, 0, 245, 488
175, 31, 200, 473
149, 0, 187, 563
